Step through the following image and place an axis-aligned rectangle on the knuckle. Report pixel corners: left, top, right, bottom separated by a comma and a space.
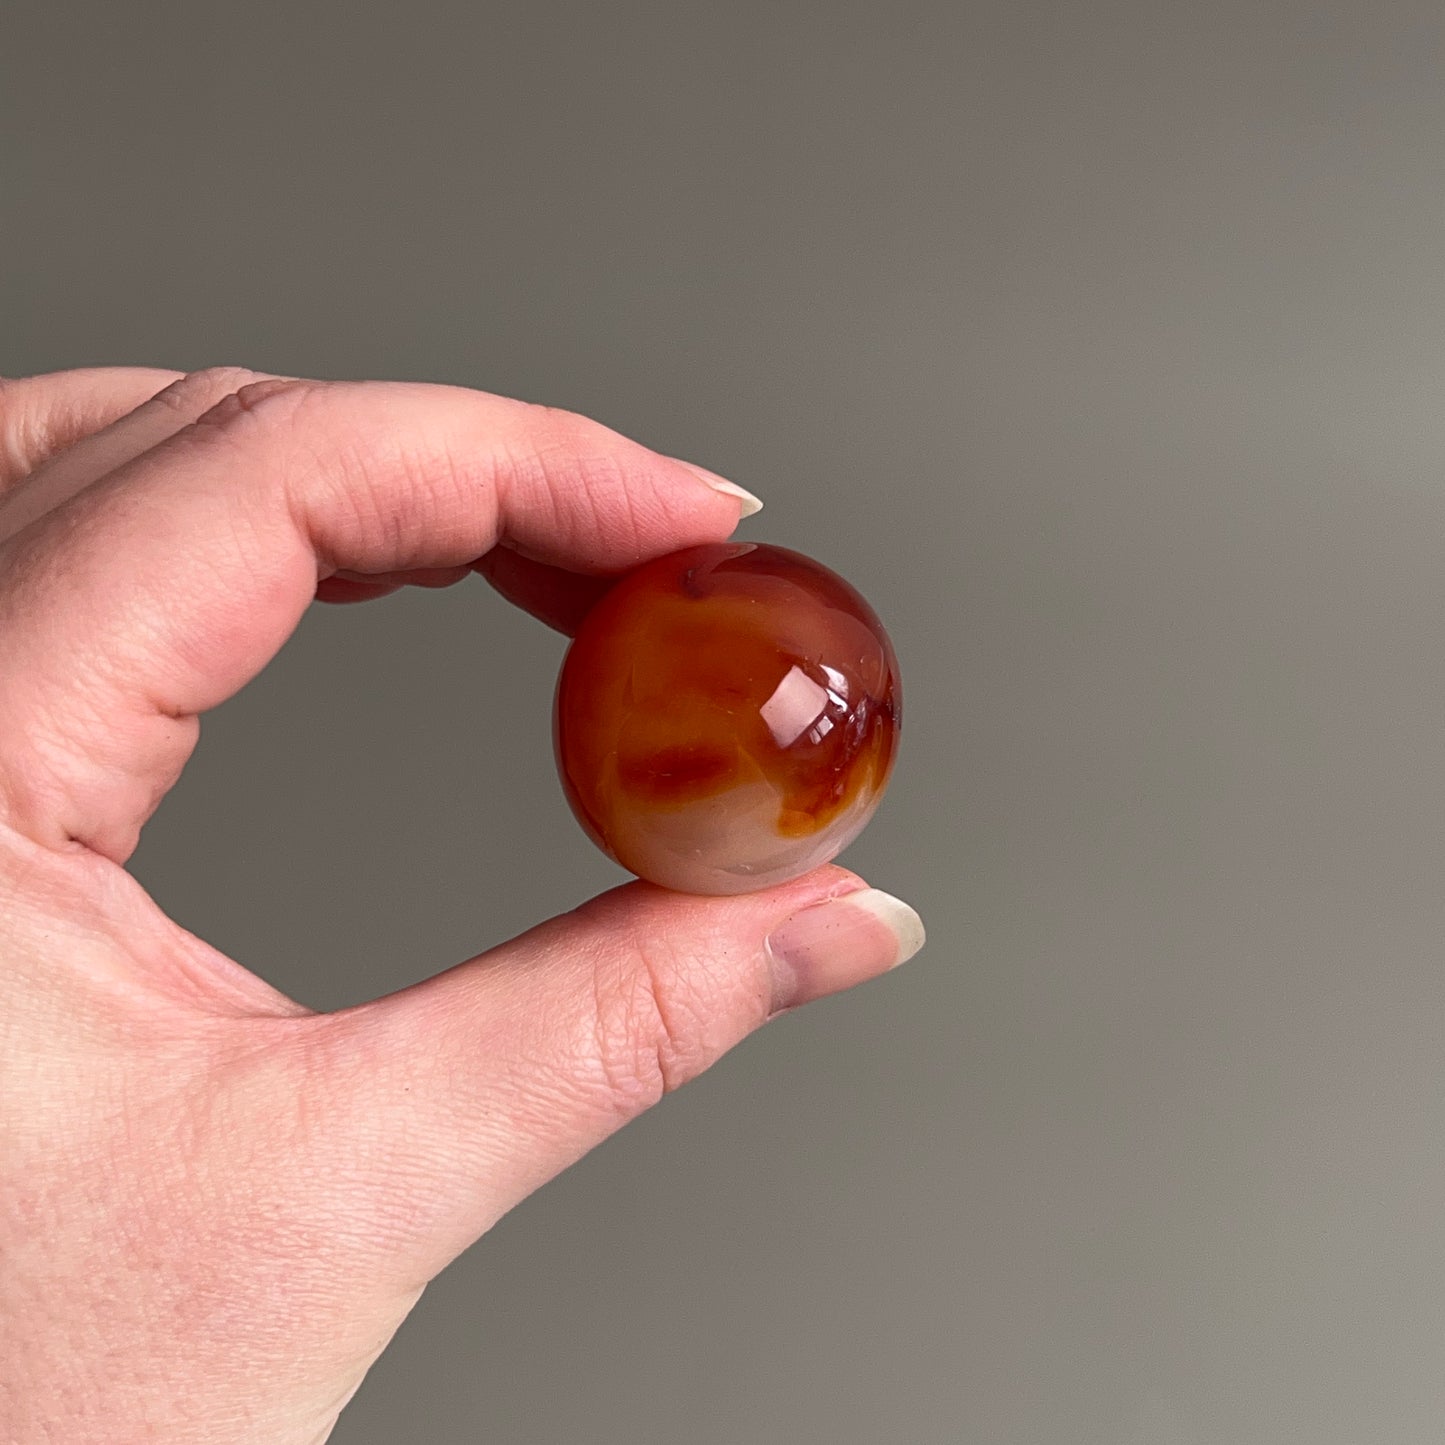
531, 445, 649, 550
151, 366, 272, 419
191, 375, 326, 432
589, 940, 720, 1118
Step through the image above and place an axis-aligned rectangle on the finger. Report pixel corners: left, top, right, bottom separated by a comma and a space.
314, 563, 475, 605
0, 367, 281, 543
303, 866, 926, 1286
471, 461, 761, 634
0, 377, 754, 862
0, 365, 182, 491
471, 545, 616, 636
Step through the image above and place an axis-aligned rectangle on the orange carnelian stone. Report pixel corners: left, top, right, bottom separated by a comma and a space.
554, 542, 901, 894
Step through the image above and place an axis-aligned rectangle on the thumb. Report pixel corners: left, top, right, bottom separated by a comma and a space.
304, 866, 925, 1289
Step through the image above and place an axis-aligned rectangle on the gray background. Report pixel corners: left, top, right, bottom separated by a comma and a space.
6, 1, 1445, 1440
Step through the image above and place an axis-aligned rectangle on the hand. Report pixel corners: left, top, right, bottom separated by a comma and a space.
0, 367, 924, 1444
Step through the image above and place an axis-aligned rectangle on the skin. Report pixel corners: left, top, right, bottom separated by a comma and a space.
0, 368, 914, 1444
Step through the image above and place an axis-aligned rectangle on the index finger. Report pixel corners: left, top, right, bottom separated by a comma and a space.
0, 375, 755, 862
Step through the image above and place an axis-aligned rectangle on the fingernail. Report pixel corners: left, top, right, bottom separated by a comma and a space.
678, 463, 764, 517
765, 888, 925, 1014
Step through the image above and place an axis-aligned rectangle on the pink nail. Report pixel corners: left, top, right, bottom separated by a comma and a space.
765, 888, 925, 1014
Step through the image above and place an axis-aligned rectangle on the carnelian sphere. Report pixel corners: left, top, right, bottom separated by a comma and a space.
554, 542, 901, 894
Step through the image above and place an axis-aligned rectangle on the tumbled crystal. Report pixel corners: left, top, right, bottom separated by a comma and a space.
554, 542, 901, 894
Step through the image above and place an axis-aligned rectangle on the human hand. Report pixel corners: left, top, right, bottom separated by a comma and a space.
0, 367, 925, 1444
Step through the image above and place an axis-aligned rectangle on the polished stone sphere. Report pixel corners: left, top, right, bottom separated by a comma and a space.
554, 542, 901, 894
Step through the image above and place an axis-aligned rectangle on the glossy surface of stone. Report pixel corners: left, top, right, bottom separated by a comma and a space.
554, 542, 901, 894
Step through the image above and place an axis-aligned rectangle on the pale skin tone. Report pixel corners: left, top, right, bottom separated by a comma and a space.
0, 367, 923, 1443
